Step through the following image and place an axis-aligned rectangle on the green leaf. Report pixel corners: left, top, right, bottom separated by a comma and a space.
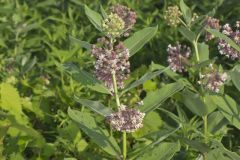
140, 82, 184, 113
181, 138, 210, 153
205, 141, 240, 160
100, 5, 107, 19
211, 95, 240, 129
179, 0, 192, 25
84, 5, 103, 31
197, 42, 209, 62
132, 111, 163, 138
206, 28, 240, 52
178, 26, 196, 42
74, 96, 113, 117
62, 63, 111, 94
68, 108, 121, 157
124, 26, 158, 57
0, 111, 45, 147
207, 111, 228, 134
69, 36, 92, 50
0, 83, 27, 124
230, 65, 240, 92
137, 142, 180, 160
122, 68, 169, 94
182, 90, 216, 116
129, 126, 181, 159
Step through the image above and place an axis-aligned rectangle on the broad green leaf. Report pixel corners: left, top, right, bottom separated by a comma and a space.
181, 138, 210, 153
207, 111, 228, 134
205, 141, 240, 160
122, 68, 169, 94
84, 5, 103, 31
140, 82, 184, 113
178, 26, 196, 42
69, 36, 92, 50
129, 126, 180, 159
124, 26, 158, 57
62, 63, 111, 94
182, 90, 216, 116
211, 95, 240, 129
68, 108, 121, 157
179, 0, 192, 25
206, 28, 240, 52
74, 96, 113, 117
100, 5, 107, 19
0, 83, 28, 124
132, 111, 163, 138
230, 65, 240, 92
197, 42, 209, 62
137, 142, 180, 160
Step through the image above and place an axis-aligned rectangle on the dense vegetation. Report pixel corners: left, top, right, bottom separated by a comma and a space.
0, 0, 239, 159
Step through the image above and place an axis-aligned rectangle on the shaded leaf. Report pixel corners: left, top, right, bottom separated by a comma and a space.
211, 95, 240, 129
68, 108, 121, 157
124, 26, 158, 57
62, 63, 111, 94
230, 65, 240, 92
122, 68, 169, 94
69, 36, 92, 50
206, 28, 240, 52
74, 96, 113, 117
179, 0, 192, 24
178, 26, 196, 42
84, 5, 103, 31
182, 90, 216, 116
140, 82, 184, 113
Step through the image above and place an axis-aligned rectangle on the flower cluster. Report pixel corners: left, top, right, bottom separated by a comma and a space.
218, 22, 240, 60
91, 37, 130, 90
164, 6, 182, 27
167, 43, 191, 72
110, 4, 136, 37
204, 16, 221, 41
199, 64, 228, 93
102, 13, 125, 38
106, 105, 145, 132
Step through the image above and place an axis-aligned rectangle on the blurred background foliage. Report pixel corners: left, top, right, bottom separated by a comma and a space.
0, 0, 240, 159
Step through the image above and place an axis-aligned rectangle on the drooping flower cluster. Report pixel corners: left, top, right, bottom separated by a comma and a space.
204, 16, 221, 41
164, 6, 182, 27
167, 43, 191, 72
102, 13, 125, 37
199, 64, 228, 93
218, 22, 240, 60
91, 37, 130, 90
106, 105, 145, 132
110, 4, 137, 37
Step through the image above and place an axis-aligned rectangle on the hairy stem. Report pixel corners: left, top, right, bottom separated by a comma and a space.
112, 72, 127, 160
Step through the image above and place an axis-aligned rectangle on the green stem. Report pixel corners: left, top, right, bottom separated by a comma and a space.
193, 40, 200, 62
203, 115, 208, 143
112, 72, 127, 160
123, 131, 127, 160
112, 73, 120, 107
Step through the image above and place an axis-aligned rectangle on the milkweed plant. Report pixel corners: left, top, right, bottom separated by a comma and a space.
66, 1, 240, 160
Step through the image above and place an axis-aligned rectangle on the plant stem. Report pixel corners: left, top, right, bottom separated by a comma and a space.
123, 131, 127, 160
112, 72, 120, 107
203, 115, 208, 143
112, 72, 127, 160
193, 40, 200, 62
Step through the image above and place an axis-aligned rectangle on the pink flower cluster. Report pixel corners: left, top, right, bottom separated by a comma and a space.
110, 4, 136, 37
106, 105, 145, 132
91, 37, 130, 90
167, 43, 191, 72
218, 22, 240, 60
204, 16, 221, 41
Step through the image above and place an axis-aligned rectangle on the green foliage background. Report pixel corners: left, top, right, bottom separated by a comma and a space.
0, 0, 240, 159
